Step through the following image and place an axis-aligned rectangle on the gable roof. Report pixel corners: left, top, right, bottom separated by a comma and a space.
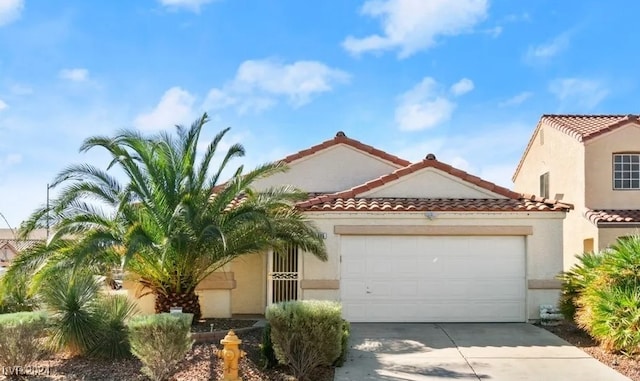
280, 131, 411, 167
297, 155, 572, 212
512, 114, 640, 181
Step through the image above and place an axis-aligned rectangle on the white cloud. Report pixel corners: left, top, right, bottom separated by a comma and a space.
343, 0, 489, 58
158, 0, 215, 12
0, 0, 23, 27
134, 87, 196, 131
450, 78, 474, 96
396, 77, 474, 131
499, 91, 533, 107
9, 83, 33, 95
59, 68, 90, 82
395, 122, 531, 187
549, 78, 609, 110
0, 99, 7, 111
203, 59, 349, 113
526, 32, 571, 63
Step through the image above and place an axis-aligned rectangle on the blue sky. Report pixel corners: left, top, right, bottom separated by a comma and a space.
0, 0, 638, 227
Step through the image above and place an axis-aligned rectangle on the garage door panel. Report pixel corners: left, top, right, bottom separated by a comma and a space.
340, 235, 526, 322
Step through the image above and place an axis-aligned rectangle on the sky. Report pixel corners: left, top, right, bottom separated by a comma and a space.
0, 0, 639, 227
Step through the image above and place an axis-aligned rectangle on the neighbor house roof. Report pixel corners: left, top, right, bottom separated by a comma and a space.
297, 155, 572, 212
512, 114, 640, 181
280, 131, 411, 167
0, 239, 42, 253
584, 209, 640, 227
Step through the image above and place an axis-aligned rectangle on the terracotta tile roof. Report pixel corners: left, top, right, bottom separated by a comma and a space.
0, 239, 42, 252
296, 155, 572, 212
298, 196, 571, 212
297, 155, 520, 210
541, 114, 640, 142
280, 131, 410, 167
584, 209, 640, 226
513, 114, 640, 181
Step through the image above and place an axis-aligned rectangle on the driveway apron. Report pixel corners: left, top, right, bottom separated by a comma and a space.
335, 323, 630, 381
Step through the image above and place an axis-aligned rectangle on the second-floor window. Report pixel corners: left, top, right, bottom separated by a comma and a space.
540, 172, 550, 198
613, 154, 640, 190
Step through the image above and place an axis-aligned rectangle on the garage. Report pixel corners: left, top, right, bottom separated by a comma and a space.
340, 235, 526, 322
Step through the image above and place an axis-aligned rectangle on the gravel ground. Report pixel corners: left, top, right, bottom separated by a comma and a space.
541, 322, 640, 381
1, 325, 334, 381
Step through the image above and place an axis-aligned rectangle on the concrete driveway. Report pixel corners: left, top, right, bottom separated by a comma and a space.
335, 323, 630, 381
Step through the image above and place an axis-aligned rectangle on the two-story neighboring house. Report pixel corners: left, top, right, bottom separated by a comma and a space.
513, 114, 640, 269
0, 228, 46, 274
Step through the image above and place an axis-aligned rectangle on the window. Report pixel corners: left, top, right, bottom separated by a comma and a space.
613, 154, 640, 190
540, 172, 550, 198
583, 238, 594, 253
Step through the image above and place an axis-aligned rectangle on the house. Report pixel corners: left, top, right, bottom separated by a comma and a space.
513, 114, 640, 269
126, 132, 571, 322
0, 229, 46, 274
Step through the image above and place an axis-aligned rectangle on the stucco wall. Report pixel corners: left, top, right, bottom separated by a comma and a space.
304, 211, 566, 321
514, 124, 594, 270
585, 124, 640, 209
598, 227, 640, 250
251, 145, 401, 193
363, 169, 503, 199
230, 252, 266, 315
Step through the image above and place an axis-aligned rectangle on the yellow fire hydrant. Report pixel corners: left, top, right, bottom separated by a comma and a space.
217, 329, 245, 381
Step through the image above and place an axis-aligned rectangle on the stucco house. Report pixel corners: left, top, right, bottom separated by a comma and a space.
127, 132, 571, 322
0, 229, 45, 274
513, 114, 640, 269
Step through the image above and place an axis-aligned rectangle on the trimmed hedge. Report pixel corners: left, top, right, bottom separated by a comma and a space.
0, 311, 49, 370
266, 300, 344, 379
128, 313, 194, 381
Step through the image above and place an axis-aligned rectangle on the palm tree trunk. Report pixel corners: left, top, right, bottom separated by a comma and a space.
155, 288, 202, 322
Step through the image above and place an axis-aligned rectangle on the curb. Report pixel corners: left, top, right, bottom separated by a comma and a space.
192, 319, 265, 344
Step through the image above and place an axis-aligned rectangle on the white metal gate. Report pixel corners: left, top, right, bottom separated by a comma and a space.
267, 245, 300, 305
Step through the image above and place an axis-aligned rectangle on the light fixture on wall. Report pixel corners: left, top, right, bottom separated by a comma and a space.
424, 211, 438, 220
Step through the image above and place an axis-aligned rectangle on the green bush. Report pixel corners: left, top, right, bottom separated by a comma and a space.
557, 252, 604, 322
90, 295, 138, 359
260, 322, 278, 369
0, 272, 40, 314
128, 313, 194, 381
266, 300, 343, 380
334, 319, 350, 367
0, 311, 49, 373
564, 235, 640, 355
40, 270, 103, 355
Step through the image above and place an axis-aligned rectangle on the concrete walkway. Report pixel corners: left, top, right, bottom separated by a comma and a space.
335, 323, 631, 381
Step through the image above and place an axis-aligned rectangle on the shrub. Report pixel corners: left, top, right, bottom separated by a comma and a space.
334, 319, 350, 367
565, 235, 640, 355
0, 272, 40, 314
260, 322, 278, 369
0, 311, 48, 375
557, 252, 604, 322
585, 284, 640, 355
40, 270, 103, 355
266, 300, 343, 380
128, 313, 194, 381
90, 295, 138, 359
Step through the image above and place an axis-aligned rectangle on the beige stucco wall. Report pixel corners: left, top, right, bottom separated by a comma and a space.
598, 227, 640, 250
363, 169, 503, 199
304, 211, 566, 321
585, 123, 640, 209
514, 123, 591, 270
230, 252, 266, 315
251, 145, 401, 193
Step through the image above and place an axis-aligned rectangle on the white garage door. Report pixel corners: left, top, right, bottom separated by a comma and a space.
341, 235, 526, 322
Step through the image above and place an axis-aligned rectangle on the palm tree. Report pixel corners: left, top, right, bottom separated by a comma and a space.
8, 113, 327, 320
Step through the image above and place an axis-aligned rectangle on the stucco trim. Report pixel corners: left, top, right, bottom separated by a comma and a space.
527, 279, 562, 289
334, 225, 533, 236
300, 280, 340, 289
196, 272, 237, 290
